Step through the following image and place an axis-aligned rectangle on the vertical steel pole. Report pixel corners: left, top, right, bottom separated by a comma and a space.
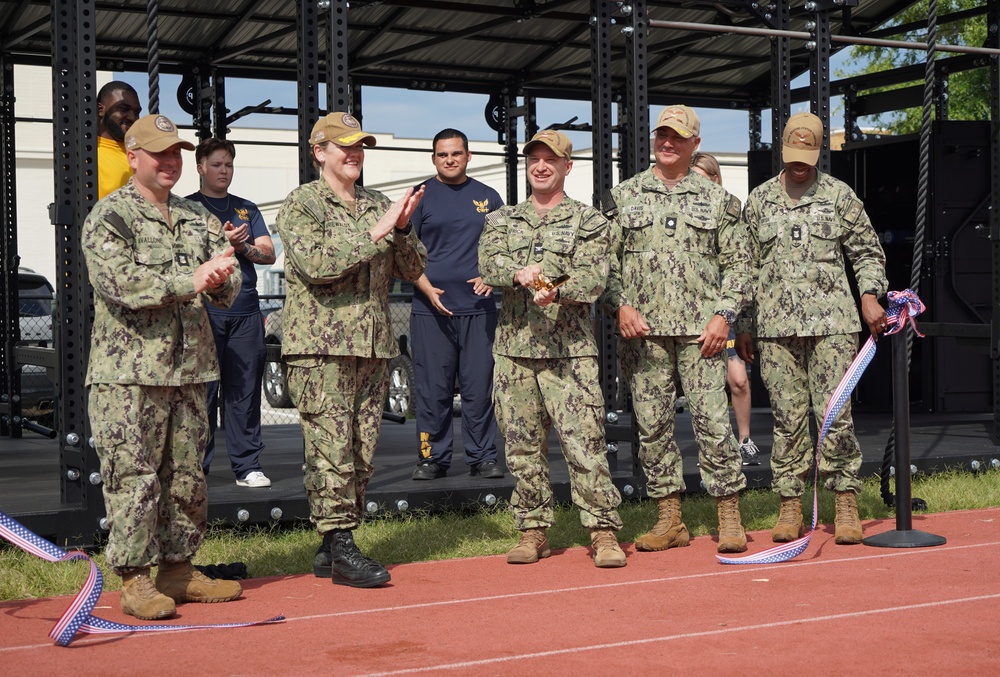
51, 0, 101, 540
326, 0, 350, 113
213, 73, 227, 139
0, 57, 17, 437
771, 1, 792, 175
297, 0, 321, 185
989, 0, 1000, 444
808, 7, 832, 173
503, 85, 518, 206
621, 0, 649, 179
592, 0, 619, 468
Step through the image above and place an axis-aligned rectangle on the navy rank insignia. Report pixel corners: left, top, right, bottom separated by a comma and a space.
473, 199, 489, 213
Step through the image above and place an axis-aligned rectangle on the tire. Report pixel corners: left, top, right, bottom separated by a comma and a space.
263, 356, 294, 408
386, 354, 416, 418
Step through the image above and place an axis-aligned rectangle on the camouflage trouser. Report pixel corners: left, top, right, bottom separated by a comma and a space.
287, 355, 388, 533
757, 333, 863, 496
619, 335, 746, 498
88, 382, 209, 573
493, 353, 622, 531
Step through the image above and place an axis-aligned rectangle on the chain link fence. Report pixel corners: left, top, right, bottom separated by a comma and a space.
255, 287, 415, 428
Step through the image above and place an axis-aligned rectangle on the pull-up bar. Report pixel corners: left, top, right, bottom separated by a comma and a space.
647, 19, 1000, 57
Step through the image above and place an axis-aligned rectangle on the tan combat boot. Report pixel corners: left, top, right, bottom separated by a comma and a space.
120, 567, 176, 620
772, 496, 805, 542
834, 491, 863, 544
155, 561, 242, 603
716, 494, 748, 553
634, 492, 690, 551
590, 529, 627, 568
506, 528, 551, 564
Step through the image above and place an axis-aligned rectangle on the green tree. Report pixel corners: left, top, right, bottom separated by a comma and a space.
838, 0, 989, 135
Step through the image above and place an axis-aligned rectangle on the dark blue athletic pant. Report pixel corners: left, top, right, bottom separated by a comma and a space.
410, 312, 498, 469
204, 312, 266, 478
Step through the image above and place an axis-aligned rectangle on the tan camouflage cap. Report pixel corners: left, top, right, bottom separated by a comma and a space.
309, 112, 377, 147
782, 112, 823, 166
124, 114, 195, 152
523, 129, 572, 158
653, 105, 700, 138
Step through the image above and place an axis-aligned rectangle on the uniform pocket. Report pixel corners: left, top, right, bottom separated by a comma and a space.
682, 213, 717, 255
286, 357, 326, 414
623, 218, 653, 252
810, 218, 842, 262
134, 244, 173, 267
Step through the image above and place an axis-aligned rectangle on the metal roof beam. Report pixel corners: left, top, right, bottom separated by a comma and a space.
0, 0, 32, 36
352, 0, 585, 70
211, 25, 299, 65
0, 15, 45, 51
204, 0, 272, 52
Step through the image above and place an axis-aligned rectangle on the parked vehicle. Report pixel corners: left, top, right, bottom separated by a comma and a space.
13, 267, 56, 425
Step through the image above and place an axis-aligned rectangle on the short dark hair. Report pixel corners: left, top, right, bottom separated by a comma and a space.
195, 138, 237, 164
432, 128, 468, 152
97, 80, 138, 105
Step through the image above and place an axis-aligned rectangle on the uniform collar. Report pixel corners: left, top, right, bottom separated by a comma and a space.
640, 166, 698, 195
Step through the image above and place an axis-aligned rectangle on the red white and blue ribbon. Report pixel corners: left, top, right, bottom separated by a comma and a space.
884, 289, 925, 337
718, 289, 924, 565
0, 510, 284, 646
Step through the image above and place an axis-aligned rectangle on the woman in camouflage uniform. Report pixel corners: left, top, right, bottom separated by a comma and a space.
275, 112, 426, 588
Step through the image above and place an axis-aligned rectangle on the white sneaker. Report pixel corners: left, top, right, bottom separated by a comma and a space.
236, 471, 271, 488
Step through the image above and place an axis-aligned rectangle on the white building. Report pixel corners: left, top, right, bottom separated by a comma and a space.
11, 65, 748, 289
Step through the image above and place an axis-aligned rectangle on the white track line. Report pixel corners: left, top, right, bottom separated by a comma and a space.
352, 593, 1000, 677
2, 539, 998, 654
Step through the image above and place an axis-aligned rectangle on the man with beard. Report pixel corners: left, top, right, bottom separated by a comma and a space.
97, 81, 142, 199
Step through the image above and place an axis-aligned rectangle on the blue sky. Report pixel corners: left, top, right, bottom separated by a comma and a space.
118, 50, 853, 154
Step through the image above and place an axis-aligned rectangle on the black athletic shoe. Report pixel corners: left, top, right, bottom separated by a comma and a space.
316, 530, 390, 588
471, 460, 504, 478
411, 461, 446, 480
739, 437, 761, 466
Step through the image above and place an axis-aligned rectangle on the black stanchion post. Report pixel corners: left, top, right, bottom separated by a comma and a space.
864, 324, 946, 548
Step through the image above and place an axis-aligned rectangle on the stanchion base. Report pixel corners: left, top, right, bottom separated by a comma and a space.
863, 530, 947, 548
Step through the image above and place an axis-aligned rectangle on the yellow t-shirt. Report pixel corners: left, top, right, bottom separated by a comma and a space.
97, 136, 132, 199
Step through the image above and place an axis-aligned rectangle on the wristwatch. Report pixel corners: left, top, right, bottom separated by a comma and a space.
397, 220, 413, 234
714, 309, 736, 327
862, 289, 878, 297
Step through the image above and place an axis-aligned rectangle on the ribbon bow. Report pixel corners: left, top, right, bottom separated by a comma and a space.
884, 288, 925, 337
718, 290, 926, 565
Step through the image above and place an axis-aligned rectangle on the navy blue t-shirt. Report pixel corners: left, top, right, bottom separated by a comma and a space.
186, 191, 268, 317
410, 177, 504, 316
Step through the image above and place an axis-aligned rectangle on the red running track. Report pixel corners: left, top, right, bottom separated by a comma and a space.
2, 508, 999, 676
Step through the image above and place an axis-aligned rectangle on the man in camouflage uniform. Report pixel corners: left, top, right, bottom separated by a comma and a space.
275, 112, 427, 587
602, 105, 750, 554
735, 112, 887, 544
83, 114, 244, 620
479, 129, 626, 568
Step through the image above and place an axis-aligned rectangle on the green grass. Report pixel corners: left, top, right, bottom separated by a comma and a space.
2, 469, 999, 602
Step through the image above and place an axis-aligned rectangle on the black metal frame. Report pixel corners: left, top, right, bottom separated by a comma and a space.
1, 56, 17, 438
2, 0, 999, 545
